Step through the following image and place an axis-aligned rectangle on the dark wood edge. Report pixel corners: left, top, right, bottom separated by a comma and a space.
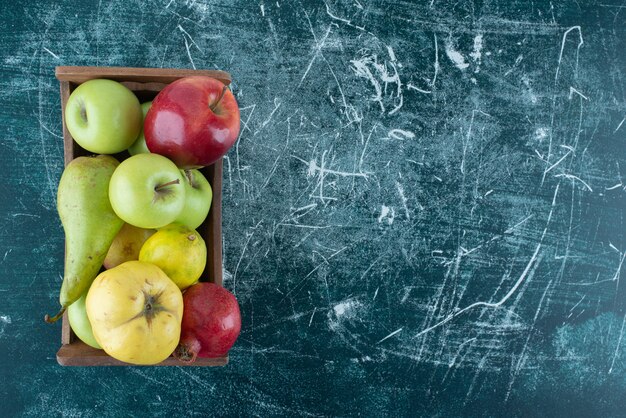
207, 159, 223, 287
60, 81, 72, 345
57, 341, 228, 367
120, 81, 169, 92
59, 81, 74, 167
61, 312, 71, 345
55, 66, 232, 86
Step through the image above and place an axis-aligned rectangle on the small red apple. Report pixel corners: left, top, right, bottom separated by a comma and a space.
144, 76, 240, 168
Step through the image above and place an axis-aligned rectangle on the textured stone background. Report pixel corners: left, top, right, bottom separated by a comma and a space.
1, 0, 625, 415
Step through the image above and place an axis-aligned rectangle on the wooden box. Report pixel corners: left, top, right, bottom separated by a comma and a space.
54, 66, 230, 366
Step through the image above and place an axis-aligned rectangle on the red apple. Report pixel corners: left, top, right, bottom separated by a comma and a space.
144, 76, 240, 168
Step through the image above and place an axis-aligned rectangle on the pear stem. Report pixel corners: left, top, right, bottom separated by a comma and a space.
209, 85, 228, 112
154, 179, 180, 191
44, 307, 66, 323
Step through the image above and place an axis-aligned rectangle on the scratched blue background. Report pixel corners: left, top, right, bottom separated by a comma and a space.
1, 0, 625, 416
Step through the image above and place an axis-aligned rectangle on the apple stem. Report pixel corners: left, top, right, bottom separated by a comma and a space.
154, 179, 180, 191
183, 169, 197, 188
209, 85, 228, 112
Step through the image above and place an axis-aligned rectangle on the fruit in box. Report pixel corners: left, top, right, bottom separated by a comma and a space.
45, 155, 124, 323
175, 283, 241, 361
139, 223, 207, 290
86, 261, 183, 365
103, 223, 155, 269
68, 292, 101, 349
128, 101, 152, 156
65, 79, 142, 154
144, 76, 241, 168
108, 153, 186, 229
176, 169, 213, 229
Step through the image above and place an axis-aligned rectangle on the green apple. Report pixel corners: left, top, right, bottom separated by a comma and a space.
109, 154, 186, 229
128, 101, 152, 156
65, 79, 142, 154
176, 169, 213, 229
68, 292, 101, 349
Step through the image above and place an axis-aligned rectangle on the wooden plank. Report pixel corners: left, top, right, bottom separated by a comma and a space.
120, 81, 168, 93
57, 341, 228, 367
59, 81, 74, 167
61, 312, 72, 345
205, 159, 223, 286
60, 79, 74, 346
55, 66, 231, 86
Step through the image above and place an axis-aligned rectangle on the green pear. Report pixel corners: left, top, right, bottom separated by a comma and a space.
45, 155, 124, 323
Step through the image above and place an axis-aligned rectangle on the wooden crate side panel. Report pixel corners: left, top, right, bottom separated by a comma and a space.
55, 66, 231, 86
57, 341, 227, 366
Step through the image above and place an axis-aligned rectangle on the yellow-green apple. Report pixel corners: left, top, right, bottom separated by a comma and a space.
103, 223, 155, 269
128, 101, 152, 156
176, 169, 212, 229
68, 292, 101, 349
144, 76, 240, 168
109, 154, 186, 229
65, 79, 142, 154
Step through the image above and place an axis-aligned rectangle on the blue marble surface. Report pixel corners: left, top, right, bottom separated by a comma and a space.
1, 0, 625, 415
